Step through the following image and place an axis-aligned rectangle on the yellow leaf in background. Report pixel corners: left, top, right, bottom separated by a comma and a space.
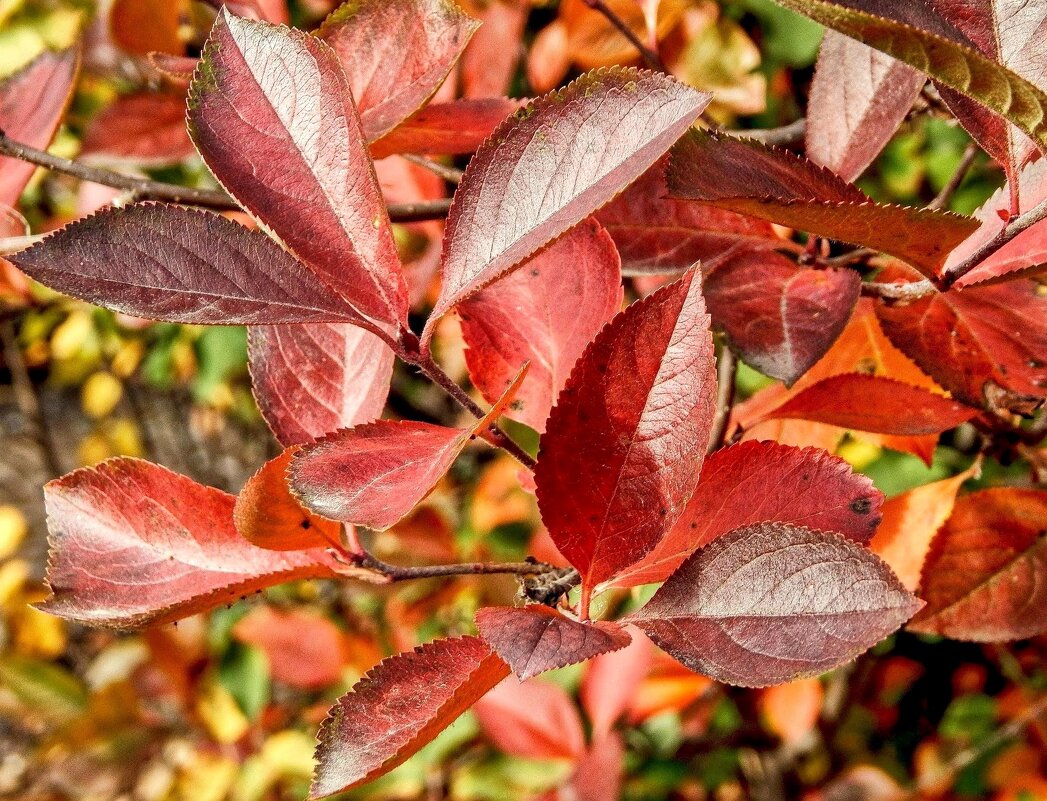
82, 371, 123, 418
231, 729, 315, 801
50, 310, 94, 361
176, 751, 239, 801
0, 558, 29, 606
837, 438, 881, 470
14, 604, 66, 658
0, 504, 27, 558
104, 418, 145, 458
196, 680, 250, 745
77, 432, 112, 466
111, 339, 144, 378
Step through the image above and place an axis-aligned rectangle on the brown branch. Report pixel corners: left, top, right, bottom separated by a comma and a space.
0, 130, 452, 223
581, 0, 668, 72
402, 153, 464, 185
708, 344, 737, 454
358, 552, 562, 582
723, 118, 807, 147
928, 142, 978, 211
860, 279, 937, 301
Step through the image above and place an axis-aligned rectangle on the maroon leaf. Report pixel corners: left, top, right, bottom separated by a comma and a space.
875, 268, 1047, 411
292, 367, 528, 529
909, 488, 1047, 642
248, 323, 393, 446
475, 605, 631, 680
628, 523, 921, 687
666, 130, 978, 278
423, 68, 711, 343
188, 10, 408, 338
368, 98, 526, 159
806, 31, 924, 182
703, 250, 861, 385
535, 272, 717, 608
312, 636, 510, 797
754, 373, 978, 435
81, 91, 195, 164
473, 674, 586, 760
0, 47, 79, 206
38, 459, 347, 627
595, 157, 782, 275
612, 441, 884, 588
8, 203, 362, 325
459, 218, 623, 432
318, 0, 479, 141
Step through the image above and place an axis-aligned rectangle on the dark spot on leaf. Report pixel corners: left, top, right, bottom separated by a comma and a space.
301, 519, 311, 529
850, 497, 873, 515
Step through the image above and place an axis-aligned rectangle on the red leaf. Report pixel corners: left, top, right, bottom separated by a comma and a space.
423, 68, 710, 343
8, 203, 362, 325
318, 0, 479, 142
755, 373, 978, 435
188, 10, 408, 339
458, 0, 528, 99
81, 91, 195, 164
312, 636, 510, 797
233, 448, 344, 552
612, 441, 883, 588
460, 218, 623, 432
474, 675, 586, 760
233, 606, 349, 689
580, 625, 653, 739
475, 605, 631, 680
0, 47, 79, 206
628, 523, 921, 687
806, 31, 924, 182
535, 272, 717, 607
875, 270, 1047, 411
292, 366, 529, 529
667, 130, 978, 278
568, 731, 625, 801
909, 489, 1047, 642
248, 323, 393, 446
368, 98, 526, 159
594, 157, 781, 275
703, 251, 861, 385
38, 459, 346, 627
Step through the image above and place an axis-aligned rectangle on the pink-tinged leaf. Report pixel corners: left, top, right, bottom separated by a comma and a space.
8, 203, 363, 325
81, 91, 194, 164
0, 47, 79, 206
909, 488, 1047, 642
612, 441, 883, 588
423, 68, 711, 343
666, 130, 978, 278
188, 11, 408, 339
535, 272, 717, 605
870, 461, 980, 592
38, 458, 348, 628
147, 52, 199, 81
475, 605, 631, 680
703, 250, 860, 385
368, 98, 526, 159
318, 0, 479, 142
292, 366, 529, 529
628, 523, 921, 687
875, 267, 1047, 411
595, 158, 781, 275
233, 606, 349, 689
474, 675, 586, 760
312, 636, 510, 798
806, 31, 924, 182
754, 373, 978, 435
568, 731, 625, 801
459, 0, 528, 99
580, 625, 653, 739
248, 323, 393, 446
459, 218, 624, 432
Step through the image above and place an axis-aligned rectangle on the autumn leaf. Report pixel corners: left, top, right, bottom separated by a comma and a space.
459, 218, 624, 432
611, 441, 883, 588
368, 98, 526, 159
667, 130, 978, 278
9, 204, 364, 325
474, 674, 586, 760
423, 67, 711, 343
909, 489, 1047, 642
628, 522, 921, 686
312, 637, 510, 797
535, 272, 716, 609
188, 10, 409, 339
580, 626, 654, 739
475, 605, 631, 680
81, 91, 195, 165
233, 606, 350, 689
248, 323, 394, 447
38, 459, 352, 628
318, 0, 479, 142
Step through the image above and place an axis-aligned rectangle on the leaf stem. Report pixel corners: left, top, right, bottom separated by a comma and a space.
707, 344, 737, 453
359, 553, 558, 581
928, 142, 978, 211
581, 0, 668, 72
0, 130, 452, 223
401, 153, 464, 185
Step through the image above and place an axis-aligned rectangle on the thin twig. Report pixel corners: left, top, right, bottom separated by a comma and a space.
707, 345, 737, 454
1, 320, 63, 479
402, 153, 464, 185
822, 246, 878, 268
359, 552, 557, 582
0, 131, 453, 223
723, 118, 807, 147
860, 279, 937, 301
929, 142, 978, 211
582, 0, 668, 72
